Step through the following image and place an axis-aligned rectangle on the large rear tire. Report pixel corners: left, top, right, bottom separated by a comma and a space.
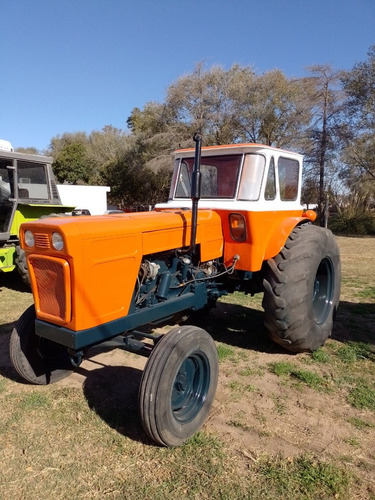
139, 325, 218, 447
262, 224, 341, 353
10, 305, 73, 384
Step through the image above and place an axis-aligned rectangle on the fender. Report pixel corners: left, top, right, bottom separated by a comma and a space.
216, 209, 316, 272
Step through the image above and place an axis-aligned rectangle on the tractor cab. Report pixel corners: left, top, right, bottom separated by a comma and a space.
157, 144, 313, 272
0, 149, 72, 277
160, 143, 303, 211
0, 151, 62, 244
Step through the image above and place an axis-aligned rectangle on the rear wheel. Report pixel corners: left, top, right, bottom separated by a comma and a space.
262, 224, 341, 353
139, 325, 218, 446
10, 305, 73, 384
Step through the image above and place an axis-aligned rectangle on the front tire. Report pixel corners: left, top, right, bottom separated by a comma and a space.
139, 325, 219, 447
10, 305, 73, 384
262, 224, 341, 353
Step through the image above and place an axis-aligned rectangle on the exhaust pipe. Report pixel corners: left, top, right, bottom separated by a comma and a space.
190, 132, 202, 253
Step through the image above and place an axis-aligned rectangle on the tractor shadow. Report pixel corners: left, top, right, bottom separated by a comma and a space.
0, 272, 30, 293
0, 320, 19, 380
331, 300, 375, 347
186, 301, 289, 355
81, 364, 148, 444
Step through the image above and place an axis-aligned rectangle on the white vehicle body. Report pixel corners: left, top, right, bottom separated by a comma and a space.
0, 139, 14, 152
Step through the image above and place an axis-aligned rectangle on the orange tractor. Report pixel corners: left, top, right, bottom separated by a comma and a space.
10, 135, 341, 446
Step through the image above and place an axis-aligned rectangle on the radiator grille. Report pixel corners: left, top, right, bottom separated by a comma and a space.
29, 256, 71, 323
35, 233, 50, 249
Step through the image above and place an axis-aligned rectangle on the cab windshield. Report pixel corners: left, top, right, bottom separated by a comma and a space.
172, 154, 243, 199
17, 161, 49, 199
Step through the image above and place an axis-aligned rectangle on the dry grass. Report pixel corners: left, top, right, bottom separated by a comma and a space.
0, 236, 374, 499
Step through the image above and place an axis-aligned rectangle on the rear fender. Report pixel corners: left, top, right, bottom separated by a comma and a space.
219, 209, 316, 272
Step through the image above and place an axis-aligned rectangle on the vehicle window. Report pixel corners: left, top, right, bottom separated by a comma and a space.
18, 161, 49, 199
237, 154, 265, 201
175, 162, 191, 197
0, 160, 11, 200
278, 157, 299, 201
174, 154, 242, 199
264, 157, 276, 200
168, 160, 180, 200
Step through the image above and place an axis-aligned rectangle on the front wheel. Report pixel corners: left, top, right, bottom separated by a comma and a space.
138, 325, 219, 447
262, 224, 341, 353
10, 305, 73, 384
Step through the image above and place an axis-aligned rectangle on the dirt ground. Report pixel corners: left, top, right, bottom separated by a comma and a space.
0, 235, 374, 495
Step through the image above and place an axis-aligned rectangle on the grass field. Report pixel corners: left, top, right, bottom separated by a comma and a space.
0, 236, 374, 499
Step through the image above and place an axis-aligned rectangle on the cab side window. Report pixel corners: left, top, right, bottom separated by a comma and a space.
264, 157, 276, 200
278, 157, 299, 201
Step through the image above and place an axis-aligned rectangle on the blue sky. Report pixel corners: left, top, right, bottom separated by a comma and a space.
1, 0, 374, 152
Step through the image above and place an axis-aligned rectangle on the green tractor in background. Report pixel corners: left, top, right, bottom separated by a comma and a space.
0, 144, 73, 284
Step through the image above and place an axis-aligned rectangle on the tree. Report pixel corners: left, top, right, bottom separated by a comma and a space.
100, 135, 171, 208
52, 142, 92, 184
86, 126, 130, 183
15, 147, 39, 155
341, 46, 375, 191
167, 63, 246, 145
342, 45, 375, 130
165, 63, 313, 149
302, 65, 346, 225
230, 69, 312, 148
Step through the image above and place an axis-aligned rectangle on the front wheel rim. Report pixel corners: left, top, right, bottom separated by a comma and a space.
313, 257, 334, 325
171, 352, 210, 424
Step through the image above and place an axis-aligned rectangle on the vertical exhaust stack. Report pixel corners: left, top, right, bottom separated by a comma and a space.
190, 132, 202, 254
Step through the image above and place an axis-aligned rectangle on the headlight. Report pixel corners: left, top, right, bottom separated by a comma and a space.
24, 230, 35, 247
52, 232, 64, 251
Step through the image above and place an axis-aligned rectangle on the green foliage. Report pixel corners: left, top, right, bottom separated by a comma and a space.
270, 361, 294, 376
52, 142, 92, 184
292, 369, 329, 391
217, 343, 235, 361
101, 150, 172, 207
329, 209, 375, 235
311, 348, 331, 363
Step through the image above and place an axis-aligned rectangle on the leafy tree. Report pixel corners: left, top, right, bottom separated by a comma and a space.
52, 142, 92, 184
100, 135, 171, 207
15, 147, 39, 155
49, 131, 88, 155
166, 64, 313, 149
301, 65, 346, 225
342, 45, 375, 129
166, 63, 243, 145
229, 69, 312, 148
341, 46, 375, 187
86, 125, 130, 183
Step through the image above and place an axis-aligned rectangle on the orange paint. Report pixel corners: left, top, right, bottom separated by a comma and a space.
21, 203, 312, 331
215, 209, 307, 271
20, 210, 223, 331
